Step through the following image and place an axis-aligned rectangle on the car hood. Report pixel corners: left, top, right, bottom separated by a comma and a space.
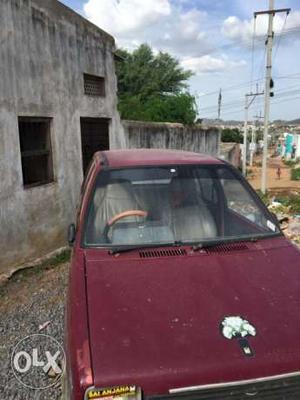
85, 239, 300, 395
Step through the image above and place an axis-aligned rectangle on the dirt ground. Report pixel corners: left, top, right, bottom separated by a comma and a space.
248, 155, 300, 194
0, 262, 69, 400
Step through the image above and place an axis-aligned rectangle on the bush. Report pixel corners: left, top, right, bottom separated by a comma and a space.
118, 92, 197, 124
291, 168, 300, 181
221, 128, 243, 143
273, 195, 300, 214
283, 159, 297, 167
290, 198, 300, 213
287, 195, 300, 213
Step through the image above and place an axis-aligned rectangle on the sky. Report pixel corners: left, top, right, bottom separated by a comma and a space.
61, 0, 300, 121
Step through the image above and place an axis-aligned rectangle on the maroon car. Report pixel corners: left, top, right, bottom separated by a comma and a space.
64, 149, 300, 400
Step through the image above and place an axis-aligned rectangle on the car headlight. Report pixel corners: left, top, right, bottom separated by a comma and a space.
85, 385, 142, 400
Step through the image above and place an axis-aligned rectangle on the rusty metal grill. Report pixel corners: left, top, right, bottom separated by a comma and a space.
84, 74, 105, 96
146, 375, 300, 400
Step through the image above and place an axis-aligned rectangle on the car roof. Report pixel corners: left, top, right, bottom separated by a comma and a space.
95, 149, 224, 168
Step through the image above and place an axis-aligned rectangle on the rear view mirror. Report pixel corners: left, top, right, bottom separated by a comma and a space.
68, 223, 76, 246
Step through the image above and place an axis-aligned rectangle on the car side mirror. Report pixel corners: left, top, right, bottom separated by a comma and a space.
68, 223, 76, 247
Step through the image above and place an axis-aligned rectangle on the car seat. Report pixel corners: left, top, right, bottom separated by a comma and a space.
90, 180, 143, 243
169, 177, 217, 241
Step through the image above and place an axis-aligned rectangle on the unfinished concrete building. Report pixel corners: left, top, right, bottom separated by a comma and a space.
0, 0, 125, 277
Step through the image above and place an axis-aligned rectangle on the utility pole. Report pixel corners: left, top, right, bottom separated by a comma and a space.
218, 88, 222, 120
249, 124, 255, 168
251, 111, 264, 166
242, 91, 264, 176
243, 96, 249, 176
254, 1, 290, 193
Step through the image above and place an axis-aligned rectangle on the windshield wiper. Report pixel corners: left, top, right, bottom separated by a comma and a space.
192, 236, 259, 252
109, 241, 183, 255
109, 233, 281, 255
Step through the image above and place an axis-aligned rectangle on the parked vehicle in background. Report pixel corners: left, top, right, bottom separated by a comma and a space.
64, 149, 300, 400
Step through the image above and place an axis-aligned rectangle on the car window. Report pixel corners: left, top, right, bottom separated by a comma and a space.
83, 165, 279, 247
218, 168, 269, 228
196, 168, 218, 204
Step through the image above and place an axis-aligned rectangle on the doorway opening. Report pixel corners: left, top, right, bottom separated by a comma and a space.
80, 118, 110, 174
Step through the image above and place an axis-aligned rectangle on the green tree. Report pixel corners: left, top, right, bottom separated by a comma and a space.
115, 44, 197, 124
221, 128, 243, 143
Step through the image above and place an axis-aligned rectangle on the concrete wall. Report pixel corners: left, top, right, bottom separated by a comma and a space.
220, 142, 241, 168
0, 0, 125, 277
122, 120, 220, 155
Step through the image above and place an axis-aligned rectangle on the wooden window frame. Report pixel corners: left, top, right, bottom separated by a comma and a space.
18, 117, 54, 189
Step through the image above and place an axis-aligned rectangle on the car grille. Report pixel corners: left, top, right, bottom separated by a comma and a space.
139, 249, 187, 258
205, 242, 250, 254
146, 374, 300, 400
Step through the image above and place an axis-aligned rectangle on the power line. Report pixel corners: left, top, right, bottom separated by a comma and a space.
198, 72, 300, 98
275, 84, 300, 93
256, 44, 267, 85
201, 89, 300, 118
243, 90, 264, 174
199, 77, 265, 98
202, 95, 300, 118
271, 94, 300, 105
199, 84, 300, 113
179, 24, 300, 71
200, 98, 246, 111
250, 17, 257, 92
273, 13, 288, 62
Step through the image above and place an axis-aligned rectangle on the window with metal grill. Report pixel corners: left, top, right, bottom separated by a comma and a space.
18, 117, 54, 188
84, 74, 105, 96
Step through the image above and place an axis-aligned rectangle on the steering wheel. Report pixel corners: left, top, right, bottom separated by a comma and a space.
103, 210, 148, 242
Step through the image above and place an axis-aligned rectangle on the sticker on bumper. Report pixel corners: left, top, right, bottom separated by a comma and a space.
86, 386, 137, 400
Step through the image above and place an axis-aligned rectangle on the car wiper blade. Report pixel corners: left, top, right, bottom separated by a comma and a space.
109, 241, 183, 255
192, 236, 258, 252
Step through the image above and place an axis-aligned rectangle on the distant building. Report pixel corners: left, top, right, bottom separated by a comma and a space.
0, 0, 125, 276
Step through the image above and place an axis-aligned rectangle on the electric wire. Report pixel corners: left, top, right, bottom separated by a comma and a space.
201, 90, 300, 118
198, 72, 300, 98
197, 16, 299, 119
250, 17, 257, 93
273, 13, 288, 63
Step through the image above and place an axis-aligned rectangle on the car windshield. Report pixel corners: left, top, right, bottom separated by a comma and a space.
83, 164, 279, 247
